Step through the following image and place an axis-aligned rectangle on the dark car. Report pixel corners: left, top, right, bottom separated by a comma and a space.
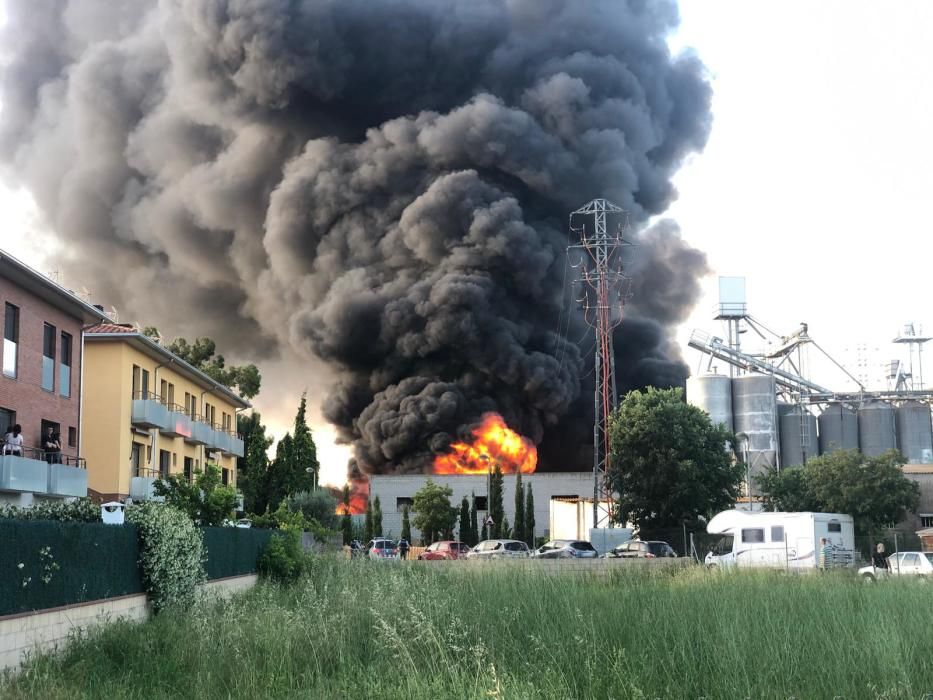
532, 540, 599, 559
605, 540, 677, 559
418, 541, 472, 560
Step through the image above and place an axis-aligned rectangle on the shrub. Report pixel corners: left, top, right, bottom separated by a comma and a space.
0, 497, 100, 522
127, 502, 205, 612
153, 464, 237, 526
258, 530, 305, 583
284, 490, 338, 530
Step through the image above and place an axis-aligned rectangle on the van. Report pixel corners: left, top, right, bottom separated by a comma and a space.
704, 510, 855, 569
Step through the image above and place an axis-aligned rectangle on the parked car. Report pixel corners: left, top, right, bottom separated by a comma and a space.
466, 539, 530, 559
604, 540, 677, 559
367, 538, 399, 560
858, 551, 933, 581
532, 540, 599, 559
418, 541, 472, 560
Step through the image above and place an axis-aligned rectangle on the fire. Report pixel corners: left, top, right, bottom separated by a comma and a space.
433, 413, 537, 475
336, 476, 369, 515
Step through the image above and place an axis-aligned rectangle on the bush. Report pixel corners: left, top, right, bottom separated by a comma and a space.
284, 490, 338, 530
0, 497, 100, 522
258, 530, 306, 583
127, 502, 205, 612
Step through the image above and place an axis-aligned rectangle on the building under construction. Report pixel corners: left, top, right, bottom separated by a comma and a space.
687, 277, 933, 530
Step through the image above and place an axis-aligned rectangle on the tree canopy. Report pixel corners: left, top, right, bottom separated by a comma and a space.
609, 386, 743, 529
142, 328, 261, 399
153, 464, 237, 526
757, 449, 920, 534
411, 480, 457, 544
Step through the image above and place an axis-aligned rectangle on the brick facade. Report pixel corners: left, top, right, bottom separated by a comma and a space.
0, 276, 84, 459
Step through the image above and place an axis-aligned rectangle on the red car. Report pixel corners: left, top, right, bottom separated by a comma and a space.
417, 541, 472, 560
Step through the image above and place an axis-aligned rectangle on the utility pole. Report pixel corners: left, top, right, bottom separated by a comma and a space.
569, 199, 634, 529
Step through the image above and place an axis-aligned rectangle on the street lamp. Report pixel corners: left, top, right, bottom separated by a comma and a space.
305, 466, 316, 491
735, 432, 750, 511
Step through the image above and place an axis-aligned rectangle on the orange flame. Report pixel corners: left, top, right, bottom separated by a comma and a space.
433, 413, 537, 475
336, 477, 369, 515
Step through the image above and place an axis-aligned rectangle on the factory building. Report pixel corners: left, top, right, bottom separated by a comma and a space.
368, 472, 599, 543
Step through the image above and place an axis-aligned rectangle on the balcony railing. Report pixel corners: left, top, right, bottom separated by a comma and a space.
0, 446, 88, 498
130, 467, 165, 501
131, 391, 171, 430
161, 402, 193, 439
186, 415, 212, 446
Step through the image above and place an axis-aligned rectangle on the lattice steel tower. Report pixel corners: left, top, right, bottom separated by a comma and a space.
569, 199, 633, 529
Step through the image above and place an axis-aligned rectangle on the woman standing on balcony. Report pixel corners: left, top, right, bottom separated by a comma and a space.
3, 424, 23, 456
43, 427, 61, 464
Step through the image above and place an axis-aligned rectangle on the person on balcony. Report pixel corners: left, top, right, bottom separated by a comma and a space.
3, 424, 23, 456
44, 427, 62, 464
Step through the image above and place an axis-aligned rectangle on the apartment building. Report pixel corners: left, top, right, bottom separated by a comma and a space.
82, 325, 249, 501
0, 251, 109, 505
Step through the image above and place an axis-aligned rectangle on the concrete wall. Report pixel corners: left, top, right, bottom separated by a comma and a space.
0, 574, 257, 673
368, 472, 595, 542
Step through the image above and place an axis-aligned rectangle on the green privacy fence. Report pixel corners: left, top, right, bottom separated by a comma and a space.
201, 527, 273, 580
0, 521, 272, 617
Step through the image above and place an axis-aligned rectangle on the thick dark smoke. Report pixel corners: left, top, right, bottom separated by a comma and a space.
0, 0, 711, 475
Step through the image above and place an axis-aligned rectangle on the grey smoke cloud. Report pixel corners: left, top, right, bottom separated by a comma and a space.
0, 0, 712, 475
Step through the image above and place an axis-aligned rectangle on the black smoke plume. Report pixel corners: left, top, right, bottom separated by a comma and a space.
0, 0, 711, 475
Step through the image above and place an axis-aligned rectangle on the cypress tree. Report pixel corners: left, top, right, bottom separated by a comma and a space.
513, 472, 525, 545
458, 496, 470, 543
401, 506, 411, 543
489, 465, 504, 538
502, 515, 510, 539
364, 499, 373, 543
373, 496, 383, 537
470, 492, 479, 545
341, 484, 352, 545
525, 484, 535, 548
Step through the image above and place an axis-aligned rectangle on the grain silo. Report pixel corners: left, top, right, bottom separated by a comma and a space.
857, 401, 897, 457
818, 405, 859, 454
686, 373, 733, 431
895, 401, 933, 463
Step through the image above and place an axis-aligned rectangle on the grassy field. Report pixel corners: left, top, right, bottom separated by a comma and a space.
3, 559, 932, 699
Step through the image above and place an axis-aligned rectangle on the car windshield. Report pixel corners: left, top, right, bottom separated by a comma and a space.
647, 542, 670, 555
572, 541, 595, 551
925, 553, 933, 566
375, 541, 394, 549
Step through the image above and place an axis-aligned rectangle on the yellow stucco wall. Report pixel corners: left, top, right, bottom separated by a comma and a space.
83, 339, 242, 499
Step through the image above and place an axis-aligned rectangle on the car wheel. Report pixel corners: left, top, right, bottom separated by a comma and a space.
861, 573, 875, 583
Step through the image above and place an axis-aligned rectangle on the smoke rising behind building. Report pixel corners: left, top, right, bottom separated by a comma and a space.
0, 0, 712, 476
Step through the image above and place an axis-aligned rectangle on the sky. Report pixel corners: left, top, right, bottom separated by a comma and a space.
1, 1, 932, 486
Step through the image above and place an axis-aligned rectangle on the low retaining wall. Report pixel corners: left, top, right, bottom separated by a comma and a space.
0, 574, 257, 673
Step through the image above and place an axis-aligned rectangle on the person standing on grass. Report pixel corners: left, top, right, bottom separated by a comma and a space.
398, 538, 410, 560
872, 543, 890, 574
819, 537, 833, 571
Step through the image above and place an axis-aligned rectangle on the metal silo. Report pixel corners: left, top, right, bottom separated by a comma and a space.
779, 408, 818, 468
686, 373, 733, 432
732, 374, 778, 494
857, 401, 897, 457
895, 401, 933, 464
818, 405, 859, 454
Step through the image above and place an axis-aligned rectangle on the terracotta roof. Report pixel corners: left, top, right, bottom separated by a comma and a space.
86, 323, 138, 334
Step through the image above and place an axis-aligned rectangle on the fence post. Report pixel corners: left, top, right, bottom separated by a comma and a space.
784, 532, 789, 572
682, 521, 688, 558
895, 532, 900, 575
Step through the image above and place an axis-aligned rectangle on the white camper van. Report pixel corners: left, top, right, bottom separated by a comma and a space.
704, 510, 855, 569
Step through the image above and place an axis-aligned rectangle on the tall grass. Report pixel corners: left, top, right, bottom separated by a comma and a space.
3, 560, 932, 699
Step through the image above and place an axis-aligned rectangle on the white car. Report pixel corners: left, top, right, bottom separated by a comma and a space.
858, 551, 933, 580
466, 539, 530, 560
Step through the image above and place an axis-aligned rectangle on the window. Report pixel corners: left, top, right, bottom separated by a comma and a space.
741, 528, 765, 544
172, 452, 177, 467
505, 542, 526, 551
474, 496, 488, 511
396, 497, 413, 511
167, 383, 175, 406
771, 526, 785, 543
222, 468, 229, 486
901, 553, 920, 567
146, 445, 152, 463
59, 332, 72, 397
68, 427, 76, 448
3, 303, 19, 378
0, 407, 14, 437
827, 522, 842, 533
141, 369, 149, 397
920, 514, 933, 528
159, 450, 170, 478
184, 456, 193, 482
130, 443, 142, 477
42, 324, 56, 391
185, 392, 197, 418
132, 365, 140, 397
160, 379, 168, 405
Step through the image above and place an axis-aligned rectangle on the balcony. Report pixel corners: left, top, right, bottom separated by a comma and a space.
211, 426, 244, 458
161, 404, 193, 439
130, 468, 165, 501
185, 416, 212, 446
0, 448, 87, 498
131, 392, 171, 430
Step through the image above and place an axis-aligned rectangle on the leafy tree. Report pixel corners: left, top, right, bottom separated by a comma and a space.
469, 492, 479, 545
364, 499, 374, 543
265, 396, 319, 509
758, 450, 920, 535
411, 480, 457, 545
153, 464, 237, 526
237, 412, 272, 514
489, 465, 505, 538
513, 472, 525, 545
524, 485, 535, 548
341, 485, 352, 545
373, 496, 383, 537
285, 489, 338, 531
401, 506, 412, 543
141, 328, 261, 399
458, 496, 470, 544
609, 387, 743, 530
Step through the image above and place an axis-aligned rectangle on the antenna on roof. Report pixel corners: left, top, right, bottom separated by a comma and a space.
76, 287, 92, 303
107, 306, 120, 322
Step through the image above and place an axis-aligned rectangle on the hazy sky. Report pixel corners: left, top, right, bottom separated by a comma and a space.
2, 1, 931, 486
